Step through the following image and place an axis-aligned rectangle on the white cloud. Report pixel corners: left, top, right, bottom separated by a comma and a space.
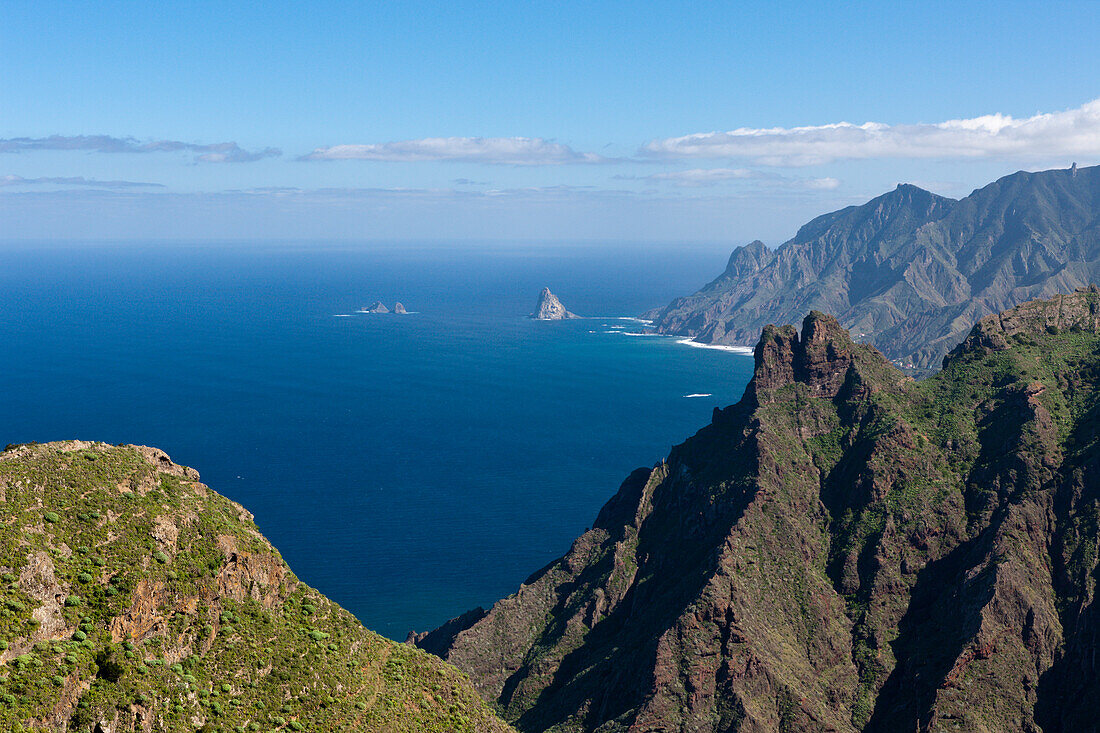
642, 99, 1100, 166
640, 168, 840, 190
301, 137, 608, 165
648, 168, 757, 185
0, 135, 280, 163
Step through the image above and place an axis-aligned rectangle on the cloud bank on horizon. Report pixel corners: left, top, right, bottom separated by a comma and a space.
0, 174, 163, 189
5, 98, 1100, 175
3, 99, 1100, 240
301, 136, 608, 165
642, 98, 1100, 166
637, 168, 840, 189
0, 135, 281, 164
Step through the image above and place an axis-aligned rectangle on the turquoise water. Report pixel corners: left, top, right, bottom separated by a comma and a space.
0, 242, 755, 638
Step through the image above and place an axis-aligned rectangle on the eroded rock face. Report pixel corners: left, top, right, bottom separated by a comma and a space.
530, 287, 579, 320
748, 312, 858, 403
361, 301, 389, 313
393, 302, 408, 314
416, 289, 1100, 733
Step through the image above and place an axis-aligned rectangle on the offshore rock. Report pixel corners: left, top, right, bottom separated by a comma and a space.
361, 301, 389, 313
393, 302, 408, 314
530, 287, 579, 320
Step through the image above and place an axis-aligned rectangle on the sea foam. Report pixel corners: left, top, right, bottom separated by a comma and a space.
676, 338, 753, 355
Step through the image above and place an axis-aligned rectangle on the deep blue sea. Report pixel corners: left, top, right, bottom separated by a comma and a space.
0, 242, 754, 638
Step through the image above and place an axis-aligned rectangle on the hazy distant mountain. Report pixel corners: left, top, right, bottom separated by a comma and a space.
647, 164, 1100, 369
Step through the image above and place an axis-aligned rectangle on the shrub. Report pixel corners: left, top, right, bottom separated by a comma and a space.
65, 595, 81, 607
44, 511, 60, 523
153, 551, 169, 564
77, 572, 93, 584
72, 631, 87, 642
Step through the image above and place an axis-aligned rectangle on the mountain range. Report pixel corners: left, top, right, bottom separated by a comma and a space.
416, 287, 1100, 732
646, 163, 1100, 370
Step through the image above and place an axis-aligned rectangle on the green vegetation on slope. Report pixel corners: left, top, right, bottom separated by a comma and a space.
0, 441, 513, 733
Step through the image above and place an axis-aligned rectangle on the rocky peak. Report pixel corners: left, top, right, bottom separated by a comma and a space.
361, 301, 389, 314
393, 302, 408, 314
530, 287, 579, 320
723, 239, 774, 278
749, 311, 857, 402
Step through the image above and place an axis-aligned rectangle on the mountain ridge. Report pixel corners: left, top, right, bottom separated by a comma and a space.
647, 164, 1100, 370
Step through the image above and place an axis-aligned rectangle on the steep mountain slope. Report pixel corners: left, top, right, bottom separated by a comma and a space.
417, 287, 1100, 732
648, 164, 1100, 370
0, 442, 513, 733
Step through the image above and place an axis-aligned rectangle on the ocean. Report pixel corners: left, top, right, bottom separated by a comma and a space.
0, 241, 755, 638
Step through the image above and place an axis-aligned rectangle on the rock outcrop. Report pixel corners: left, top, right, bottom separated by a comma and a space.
416, 288, 1100, 732
530, 288, 579, 320
361, 301, 389, 313
647, 164, 1100, 370
393, 302, 408, 314
0, 442, 513, 733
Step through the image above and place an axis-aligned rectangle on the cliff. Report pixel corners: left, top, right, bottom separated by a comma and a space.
0, 442, 512, 733
417, 287, 1100, 732
648, 164, 1100, 370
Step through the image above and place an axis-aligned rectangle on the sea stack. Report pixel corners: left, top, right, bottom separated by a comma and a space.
530, 287, 579, 320
361, 301, 389, 314
393, 302, 408, 314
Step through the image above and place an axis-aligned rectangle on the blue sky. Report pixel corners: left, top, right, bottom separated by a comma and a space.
3, 0, 1100, 243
